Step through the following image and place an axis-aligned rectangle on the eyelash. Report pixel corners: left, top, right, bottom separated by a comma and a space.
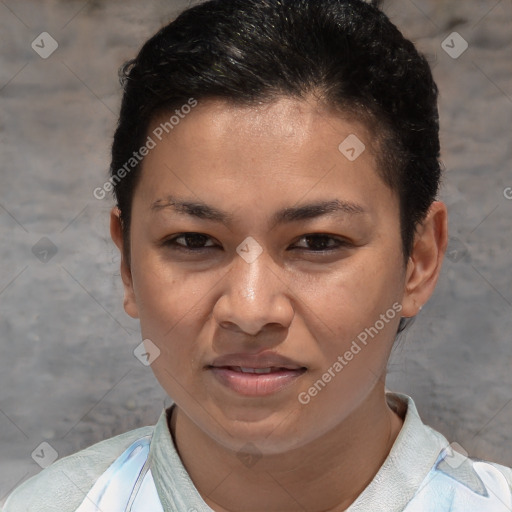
162, 233, 351, 254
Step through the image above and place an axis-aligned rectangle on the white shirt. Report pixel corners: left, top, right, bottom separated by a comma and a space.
3, 392, 512, 511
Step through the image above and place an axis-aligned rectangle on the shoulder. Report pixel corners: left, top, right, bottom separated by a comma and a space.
2, 425, 154, 512
388, 393, 512, 510
487, 461, 512, 486
407, 447, 512, 511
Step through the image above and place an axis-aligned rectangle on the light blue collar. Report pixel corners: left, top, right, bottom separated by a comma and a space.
75, 434, 163, 512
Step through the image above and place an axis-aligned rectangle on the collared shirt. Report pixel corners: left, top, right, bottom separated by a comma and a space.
3, 392, 512, 511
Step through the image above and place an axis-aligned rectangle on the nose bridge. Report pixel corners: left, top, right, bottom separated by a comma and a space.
233, 241, 276, 303
213, 238, 294, 335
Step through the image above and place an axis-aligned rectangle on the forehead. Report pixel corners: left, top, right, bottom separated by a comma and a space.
150, 96, 369, 154
134, 96, 397, 220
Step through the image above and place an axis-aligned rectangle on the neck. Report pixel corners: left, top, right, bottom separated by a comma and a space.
169, 387, 404, 512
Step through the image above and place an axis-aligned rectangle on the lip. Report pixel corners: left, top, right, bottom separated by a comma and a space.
207, 351, 307, 396
209, 351, 306, 370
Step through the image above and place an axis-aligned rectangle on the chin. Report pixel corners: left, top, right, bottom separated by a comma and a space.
202, 404, 311, 452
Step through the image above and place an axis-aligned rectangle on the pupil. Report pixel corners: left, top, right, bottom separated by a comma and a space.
187, 234, 206, 247
307, 235, 328, 249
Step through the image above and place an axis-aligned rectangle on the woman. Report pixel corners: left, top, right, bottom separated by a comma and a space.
4, 0, 511, 510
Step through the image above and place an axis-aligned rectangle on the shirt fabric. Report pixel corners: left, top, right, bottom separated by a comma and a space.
3, 392, 512, 511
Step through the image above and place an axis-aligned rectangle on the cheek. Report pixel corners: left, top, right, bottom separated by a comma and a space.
293, 262, 403, 423
311, 253, 402, 335
299, 255, 404, 404
130, 252, 213, 361
132, 264, 214, 402
131, 245, 210, 320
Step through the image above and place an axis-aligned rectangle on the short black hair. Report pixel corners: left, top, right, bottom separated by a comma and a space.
110, 0, 441, 277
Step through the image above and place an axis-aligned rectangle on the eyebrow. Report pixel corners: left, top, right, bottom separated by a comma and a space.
150, 194, 367, 229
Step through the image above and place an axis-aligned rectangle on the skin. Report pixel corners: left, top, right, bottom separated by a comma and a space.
110, 96, 448, 511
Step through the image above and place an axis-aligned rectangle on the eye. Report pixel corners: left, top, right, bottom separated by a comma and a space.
162, 232, 351, 254
163, 233, 217, 252
291, 234, 351, 252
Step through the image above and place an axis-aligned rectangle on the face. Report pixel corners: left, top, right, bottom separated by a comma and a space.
111, 96, 440, 455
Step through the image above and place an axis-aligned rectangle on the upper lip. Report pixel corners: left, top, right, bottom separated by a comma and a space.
208, 351, 306, 370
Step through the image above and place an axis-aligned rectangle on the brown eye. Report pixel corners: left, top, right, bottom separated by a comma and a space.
292, 234, 350, 252
164, 233, 217, 251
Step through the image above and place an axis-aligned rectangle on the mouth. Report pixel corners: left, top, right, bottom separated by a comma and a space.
207, 358, 307, 396
219, 365, 306, 374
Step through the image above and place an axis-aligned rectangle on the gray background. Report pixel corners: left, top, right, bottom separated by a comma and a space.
1, 0, 511, 505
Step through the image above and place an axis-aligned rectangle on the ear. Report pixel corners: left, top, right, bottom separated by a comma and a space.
110, 206, 139, 319
401, 201, 448, 318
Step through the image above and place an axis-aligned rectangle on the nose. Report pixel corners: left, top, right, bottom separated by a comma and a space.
212, 247, 295, 337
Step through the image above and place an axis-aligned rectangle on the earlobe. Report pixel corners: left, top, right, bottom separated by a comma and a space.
401, 201, 448, 318
109, 206, 139, 319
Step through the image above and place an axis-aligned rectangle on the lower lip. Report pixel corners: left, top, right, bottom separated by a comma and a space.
209, 367, 306, 396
